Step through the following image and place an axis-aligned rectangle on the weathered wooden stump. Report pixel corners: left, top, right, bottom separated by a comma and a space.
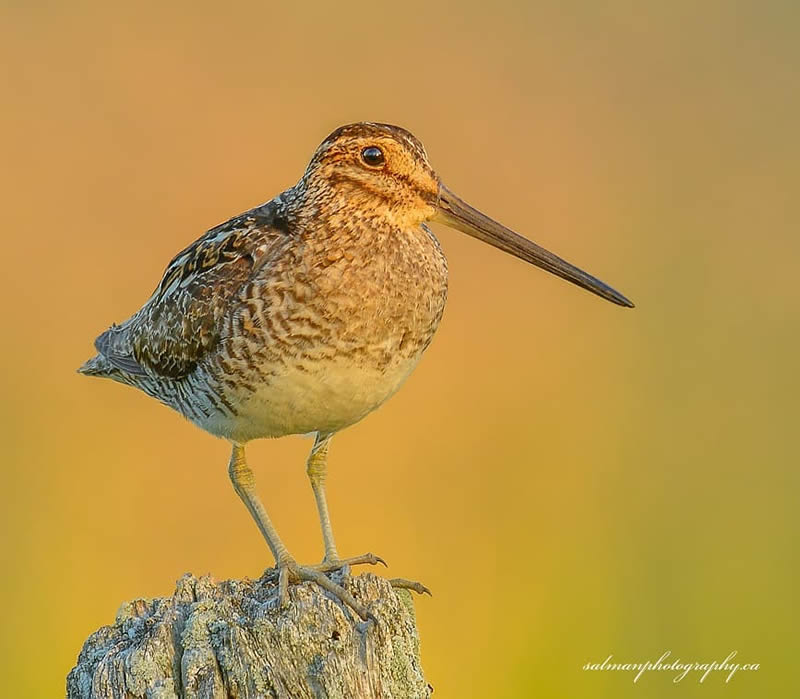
67, 571, 430, 699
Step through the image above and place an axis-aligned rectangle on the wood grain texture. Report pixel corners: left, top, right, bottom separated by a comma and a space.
67, 572, 431, 699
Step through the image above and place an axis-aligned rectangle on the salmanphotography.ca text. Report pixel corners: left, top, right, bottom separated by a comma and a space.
582, 650, 759, 683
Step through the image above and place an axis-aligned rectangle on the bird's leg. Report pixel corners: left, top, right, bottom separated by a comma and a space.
228, 444, 291, 565
228, 444, 375, 621
304, 437, 428, 596
306, 434, 386, 575
306, 434, 339, 563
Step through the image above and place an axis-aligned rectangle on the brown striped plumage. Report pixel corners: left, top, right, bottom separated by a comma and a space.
79, 122, 632, 619
81, 123, 448, 442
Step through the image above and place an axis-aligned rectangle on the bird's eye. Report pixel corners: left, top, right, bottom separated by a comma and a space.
361, 146, 385, 167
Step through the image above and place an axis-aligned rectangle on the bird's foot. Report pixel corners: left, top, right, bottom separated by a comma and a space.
267, 554, 428, 620
390, 578, 432, 596
276, 557, 376, 623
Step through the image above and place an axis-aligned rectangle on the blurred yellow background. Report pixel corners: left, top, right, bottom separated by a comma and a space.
1, 1, 798, 696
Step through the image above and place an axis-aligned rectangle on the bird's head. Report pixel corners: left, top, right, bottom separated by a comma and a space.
302, 122, 633, 308
302, 122, 439, 230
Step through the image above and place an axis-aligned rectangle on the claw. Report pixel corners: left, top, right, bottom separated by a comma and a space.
354, 552, 387, 567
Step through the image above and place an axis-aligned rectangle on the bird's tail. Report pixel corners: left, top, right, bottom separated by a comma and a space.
77, 353, 116, 378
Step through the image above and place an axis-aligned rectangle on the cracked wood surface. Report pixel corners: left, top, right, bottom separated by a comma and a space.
67, 571, 431, 699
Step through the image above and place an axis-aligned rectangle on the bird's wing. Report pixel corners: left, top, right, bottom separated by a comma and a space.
95, 200, 293, 379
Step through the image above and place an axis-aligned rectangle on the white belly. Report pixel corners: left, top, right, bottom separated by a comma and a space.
197, 356, 419, 443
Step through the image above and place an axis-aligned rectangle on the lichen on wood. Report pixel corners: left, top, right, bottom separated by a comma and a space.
67, 571, 431, 699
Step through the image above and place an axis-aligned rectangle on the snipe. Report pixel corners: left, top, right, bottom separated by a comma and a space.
80, 122, 633, 621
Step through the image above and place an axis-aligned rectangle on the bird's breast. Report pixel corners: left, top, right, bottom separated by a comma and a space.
197, 222, 448, 441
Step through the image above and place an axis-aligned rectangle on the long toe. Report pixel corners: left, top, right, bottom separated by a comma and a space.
390, 578, 432, 596
287, 561, 376, 622
313, 552, 387, 573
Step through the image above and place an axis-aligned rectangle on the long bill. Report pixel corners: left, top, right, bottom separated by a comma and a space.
435, 184, 634, 308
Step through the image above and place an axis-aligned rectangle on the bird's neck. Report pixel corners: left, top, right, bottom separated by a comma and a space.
287, 179, 408, 246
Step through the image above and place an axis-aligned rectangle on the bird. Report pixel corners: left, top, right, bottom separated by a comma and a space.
79, 122, 633, 621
